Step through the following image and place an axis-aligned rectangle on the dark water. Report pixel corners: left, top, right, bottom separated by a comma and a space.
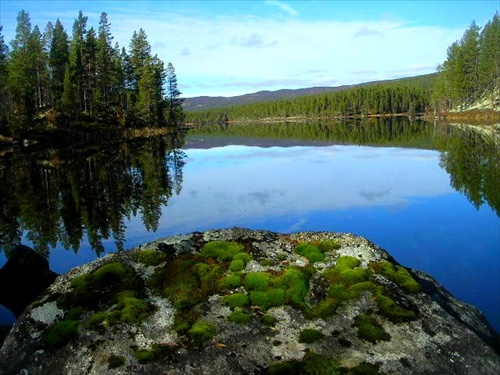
0, 119, 499, 333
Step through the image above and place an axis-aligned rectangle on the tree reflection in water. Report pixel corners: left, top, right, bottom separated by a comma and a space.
0, 131, 187, 258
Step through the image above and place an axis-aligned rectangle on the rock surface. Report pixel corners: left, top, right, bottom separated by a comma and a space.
0, 228, 499, 374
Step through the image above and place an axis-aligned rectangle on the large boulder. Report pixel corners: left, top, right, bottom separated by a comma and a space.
1, 228, 498, 374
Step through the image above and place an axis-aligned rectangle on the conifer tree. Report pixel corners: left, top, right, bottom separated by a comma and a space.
50, 19, 69, 109
0, 26, 9, 124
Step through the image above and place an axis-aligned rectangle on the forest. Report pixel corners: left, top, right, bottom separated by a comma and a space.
186, 12, 500, 125
0, 10, 184, 138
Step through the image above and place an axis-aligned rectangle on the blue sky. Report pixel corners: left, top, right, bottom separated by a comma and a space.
1, 0, 499, 97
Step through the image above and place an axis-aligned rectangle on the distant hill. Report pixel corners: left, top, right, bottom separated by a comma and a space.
182, 73, 438, 112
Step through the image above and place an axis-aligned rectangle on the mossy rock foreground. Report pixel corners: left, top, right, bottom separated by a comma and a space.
1, 228, 499, 374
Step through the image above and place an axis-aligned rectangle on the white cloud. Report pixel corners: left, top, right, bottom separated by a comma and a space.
265, 0, 299, 17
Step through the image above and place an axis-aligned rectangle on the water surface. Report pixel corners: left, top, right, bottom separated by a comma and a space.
0, 120, 498, 333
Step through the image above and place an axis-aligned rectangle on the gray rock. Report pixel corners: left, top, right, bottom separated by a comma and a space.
0, 228, 498, 374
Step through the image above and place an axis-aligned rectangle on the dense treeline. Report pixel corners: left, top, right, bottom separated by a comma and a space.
434, 12, 500, 111
0, 10, 183, 137
186, 85, 432, 125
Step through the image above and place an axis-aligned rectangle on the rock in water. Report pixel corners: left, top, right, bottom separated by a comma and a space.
0, 244, 58, 317
0, 228, 498, 374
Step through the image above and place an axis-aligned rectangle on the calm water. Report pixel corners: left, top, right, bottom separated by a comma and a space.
0, 120, 499, 333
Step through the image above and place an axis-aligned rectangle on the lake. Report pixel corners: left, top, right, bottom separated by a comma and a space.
0, 119, 499, 334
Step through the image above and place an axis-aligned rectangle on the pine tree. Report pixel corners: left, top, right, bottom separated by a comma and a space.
96, 12, 115, 115
83, 27, 97, 116
166, 62, 183, 126
61, 63, 77, 117
479, 12, 500, 106
50, 19, 69, 109
7, 10, 36, 122
70, 11, 88, 114
0, 26, 9, 124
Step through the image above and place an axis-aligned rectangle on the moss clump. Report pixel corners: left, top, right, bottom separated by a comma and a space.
261, 314, 278, 326
45, 320, 79, 347
107, 290, 152, 325
187, 321, 217, 345
375, 294, 416, 323
354, 314, 391, 343
245, 272, 272, 291
299, 328, 325, 343
370, 260, 421, 293
335, 256, 360, 272
230, 259, 246, 272
200, 241, 245, 261
317, 240, 341, 252
267, 351, 340, 375
347, 362, 382, 374
108, 354, 126, 369
277, 267, 310, 308
134, 343, 164, 364
223, 293, 250, 309
134, 249, 168, 266
250, 288, 286, 309
220, 273, 242, 289
233, 252, 252, 263
229, 310, 252, 324
63, 262, 141, 311
295, 243, 325, 263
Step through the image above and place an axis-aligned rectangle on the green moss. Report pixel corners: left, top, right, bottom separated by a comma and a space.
112, 290, 151, 325
375, 295, 416, 323
267, 360, 302, 375
335, 256, 360, 272
250, 288, 286, 309
66, 306, 83, 320
339, 268, 370, 286
108, 354, 126, 369
220, 273, 242, 289
64, 261, 140, 311
372, 260, 421, 294
223, 293, 250, 309
245, 272, 272, 291
135, 249, 168, 266
317, 240, 341, 252
261, 314, 278, 326
295, 243, 325, 263
301, 351, 340, 375
354, 314, 391, 343
230, 259, 246, 272
233, 252, 252, 263
87, 311, 107, 328
46, 320, 79, 347
134, 343, 165, 364
200, 241, 244, 261
310, 298, 339, 319
346, 362, 382, 374
277, 267, 310, 308
229, 310, 252, 324
298, 328, 325, 343
187, 321, 217, 345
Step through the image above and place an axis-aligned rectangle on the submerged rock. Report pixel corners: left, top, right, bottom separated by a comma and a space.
0, 228, 498, 374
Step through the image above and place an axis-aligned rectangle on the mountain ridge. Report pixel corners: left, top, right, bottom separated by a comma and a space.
182, 73, 438, 112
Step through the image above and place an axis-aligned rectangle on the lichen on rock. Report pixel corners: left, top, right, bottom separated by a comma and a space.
0, 228, 499, 375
